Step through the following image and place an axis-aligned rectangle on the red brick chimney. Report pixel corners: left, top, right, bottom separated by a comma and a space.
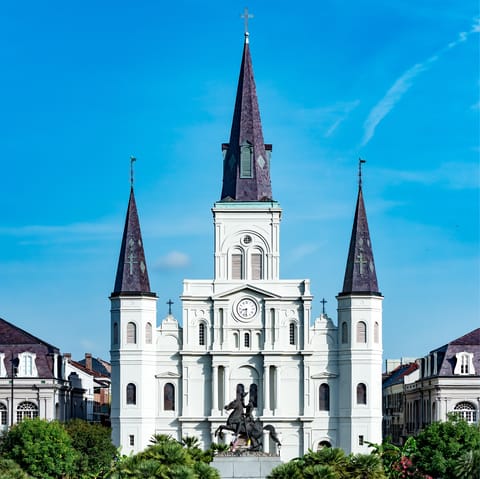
85, 353, 92, 371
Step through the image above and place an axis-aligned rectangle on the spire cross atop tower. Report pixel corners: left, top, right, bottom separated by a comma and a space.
130, 156, 137, 188
358, 158, 366, 188
320, 298, 328, 315
167, 299, 174, 315
355, 251, 367, 275
241, 7, 254, 40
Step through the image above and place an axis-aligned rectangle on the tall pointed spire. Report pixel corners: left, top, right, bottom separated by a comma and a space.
112, 187, 152, 296
340, 162, 380, 296
220, 31, 272, 201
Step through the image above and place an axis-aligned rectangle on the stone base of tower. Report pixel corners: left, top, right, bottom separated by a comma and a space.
212, 453, 282, 479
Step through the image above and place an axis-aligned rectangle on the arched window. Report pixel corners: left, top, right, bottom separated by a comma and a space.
357, 383, 367, 405
0, 403, 6, 425
374, 322, 379, 343
319, 383, 330, 411
232, 250, 244, 280
16, 402, 38, 422
127, 322, 136, 344
126, 383, 136, 405
289, 322, 296, 345
356, 321, 367, 343
145, 322, 152, 344
251, 252, 263, 280
249, 384, 258, 408
454, 402, 477, 423
164, 383, 175, 411
233, 332, 239, 349
341, 322, 348, 344
199, 323, 206, 346
236, 383, 245, 401
113, 322, 119, 345
244, 332, 250, 348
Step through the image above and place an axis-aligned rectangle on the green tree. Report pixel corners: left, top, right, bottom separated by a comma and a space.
64, 419, 118, 478
0, 458, 30, 479
415, 416, 480, 479
348, 453, 386, 479
0, 418, 76, 479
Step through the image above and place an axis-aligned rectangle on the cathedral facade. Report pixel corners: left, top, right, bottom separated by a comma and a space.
110, 32, 383, 461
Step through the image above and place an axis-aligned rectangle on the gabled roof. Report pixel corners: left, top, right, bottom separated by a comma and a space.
112, 187, 153, 296
220, 34, 273, 202
340, 185, 380, 296
383, 362, 418, 388
0, 317, 59, 352
77, 356, 111, 377
212, 283, 282, 300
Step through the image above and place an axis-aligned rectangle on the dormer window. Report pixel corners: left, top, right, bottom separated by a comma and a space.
18, 353, 38, 377
240, 141, 253, 178
454, 352, 475, 375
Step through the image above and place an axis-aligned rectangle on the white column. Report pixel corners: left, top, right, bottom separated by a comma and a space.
223, 366, 230, 415
275, 366, 282, 415
212, 365, 218, 414
263, 430, 270, 453
263, 365, 270, 416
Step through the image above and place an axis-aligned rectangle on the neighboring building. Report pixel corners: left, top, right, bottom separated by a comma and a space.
110, 31, 383, 461
383, 328, 480, 443
0, 317, 67, 430
77, 353, 111, 424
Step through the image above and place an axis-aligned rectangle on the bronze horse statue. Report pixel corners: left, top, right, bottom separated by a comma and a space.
214, 396, 281, 452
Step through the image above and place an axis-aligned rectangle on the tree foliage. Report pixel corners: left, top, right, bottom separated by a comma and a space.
0, 458, 31, 479
414, 416, 480, 479
0, 419, 76, 479
64, 419, 118, 478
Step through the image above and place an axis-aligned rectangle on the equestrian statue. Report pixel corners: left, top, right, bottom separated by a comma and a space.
214, 391, 281, 452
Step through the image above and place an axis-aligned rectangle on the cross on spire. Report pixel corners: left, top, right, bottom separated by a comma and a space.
358, 158, 366, 188
241, 7, 254, 41
167, 299, 174, 315
320, 298, 328, 315
130, 156, 137, 188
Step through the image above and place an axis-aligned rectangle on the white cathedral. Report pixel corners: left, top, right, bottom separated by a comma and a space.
110, 31, 383, 461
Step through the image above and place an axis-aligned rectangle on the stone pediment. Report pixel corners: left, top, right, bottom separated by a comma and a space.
155, 371, 181, 379
311, 372, 338, 379
212, 284, 281, 300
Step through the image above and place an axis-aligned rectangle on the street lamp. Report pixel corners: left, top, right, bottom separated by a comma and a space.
10, 357, 19, 428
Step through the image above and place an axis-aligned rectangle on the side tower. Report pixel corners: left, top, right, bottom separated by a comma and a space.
337, 164, 383, 453
110, 184, 157, 454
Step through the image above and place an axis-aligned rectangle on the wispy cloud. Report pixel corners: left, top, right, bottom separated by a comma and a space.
362, 18, 480, 147
380, 161, 480, 190
154, 251, 190, 270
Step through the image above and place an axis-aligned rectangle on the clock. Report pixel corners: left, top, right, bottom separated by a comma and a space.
236, 298, 257, 320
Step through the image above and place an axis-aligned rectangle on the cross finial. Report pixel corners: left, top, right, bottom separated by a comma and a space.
358, 158, 366, 188
167, 299, 174, 315
241, 7, 254, 43
130, 156, 137, 188
320, 298, 328, 315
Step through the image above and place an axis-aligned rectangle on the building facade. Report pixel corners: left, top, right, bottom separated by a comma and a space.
111, 32, 383, 461
383, 328, 480, 443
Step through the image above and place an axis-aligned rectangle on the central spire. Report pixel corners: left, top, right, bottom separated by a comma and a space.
220, 30, 273, 202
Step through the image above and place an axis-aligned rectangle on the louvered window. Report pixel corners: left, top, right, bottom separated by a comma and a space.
356, 321, 367, 343
232, 254, 243, 279
240, 142, 253, 178
244, 332, 250, 348
341, 322, 348, 344
199, 323, 205, 346
251, 253, 263, 280
374, 322, 379, 343
127, 322, 137, 344
145, 322, 152, 344
126, 383, 136, 405
289, 322, 296, 345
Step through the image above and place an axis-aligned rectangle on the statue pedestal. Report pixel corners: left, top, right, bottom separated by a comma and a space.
212, 452, 282, 479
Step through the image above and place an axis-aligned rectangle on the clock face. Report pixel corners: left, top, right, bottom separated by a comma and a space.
236, 298, 257, 320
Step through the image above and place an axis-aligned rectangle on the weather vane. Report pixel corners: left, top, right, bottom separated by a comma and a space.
130, 156, 137, 188
358, 158, 366, 187
241, 7, 253, 40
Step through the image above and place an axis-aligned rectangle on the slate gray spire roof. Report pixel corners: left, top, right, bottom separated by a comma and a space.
340, 184, 380, 296
112, 187, 153, 296
220, 34, 273, 201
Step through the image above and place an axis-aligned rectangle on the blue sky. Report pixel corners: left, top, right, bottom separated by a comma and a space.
1, 1, 478, 364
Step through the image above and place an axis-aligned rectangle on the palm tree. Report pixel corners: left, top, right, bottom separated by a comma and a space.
349, 453, 386, 479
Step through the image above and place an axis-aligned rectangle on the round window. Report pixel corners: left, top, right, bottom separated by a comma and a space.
243, 235, 252, 245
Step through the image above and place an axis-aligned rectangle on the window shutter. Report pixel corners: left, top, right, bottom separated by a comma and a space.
232, 254, 243, 279
251, 253, 262, 280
